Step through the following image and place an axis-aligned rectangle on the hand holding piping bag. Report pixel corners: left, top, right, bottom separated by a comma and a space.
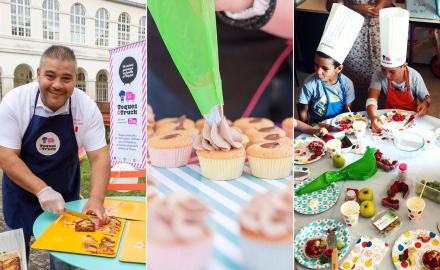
149, 0, 224, 123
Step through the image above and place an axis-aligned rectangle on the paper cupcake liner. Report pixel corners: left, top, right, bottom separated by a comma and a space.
148, 237, 213, 270
197, 156, 245, 180
241, 234, 293, 270
248, 156, 292, 179
148, 145, 192, 168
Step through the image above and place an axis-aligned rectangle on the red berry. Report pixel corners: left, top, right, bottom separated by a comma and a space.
325, 249, 333, 257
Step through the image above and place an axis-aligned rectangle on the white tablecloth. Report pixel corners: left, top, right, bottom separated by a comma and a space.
294, 110, 440, 270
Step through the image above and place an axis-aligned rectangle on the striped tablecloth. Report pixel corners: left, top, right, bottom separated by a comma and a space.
150, 163, 290, 270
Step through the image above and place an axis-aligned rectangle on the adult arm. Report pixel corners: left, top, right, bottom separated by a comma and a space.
260, 0, 293, 39
216, 0, 293, 39
0, 146, 65, 213
82, 146, 110, 225
0, 147, 46, 195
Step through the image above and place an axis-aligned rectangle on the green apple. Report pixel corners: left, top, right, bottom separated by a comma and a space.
332, 153, 346, 168
358, 187, 374, 202
360, 200, 376, 218
336, 242, 345, 250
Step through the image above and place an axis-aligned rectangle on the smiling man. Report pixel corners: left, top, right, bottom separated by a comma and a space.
0, 45, 110, 269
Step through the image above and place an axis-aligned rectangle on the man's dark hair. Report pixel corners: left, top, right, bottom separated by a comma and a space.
315, 51, 341, 68
40, 45, 77, 69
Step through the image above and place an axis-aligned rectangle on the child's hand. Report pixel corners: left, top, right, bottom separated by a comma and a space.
370, 115, 384, 133
416, 100, 429, 116
314, 127, 329, 137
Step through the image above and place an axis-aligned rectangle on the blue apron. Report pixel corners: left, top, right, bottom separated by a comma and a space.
321, 75, 346, 119
2, 91, 80, 236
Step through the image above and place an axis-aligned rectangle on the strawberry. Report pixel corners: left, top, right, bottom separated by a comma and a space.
325, 249, 333, 257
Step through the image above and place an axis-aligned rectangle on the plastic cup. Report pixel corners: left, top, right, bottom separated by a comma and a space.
353, 120, 367, 140
340, 201, 360, 226
406, 196, 426, 221
326, 139, 342, 157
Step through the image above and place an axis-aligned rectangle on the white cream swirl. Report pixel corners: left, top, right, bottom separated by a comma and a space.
193, 116, 243, 151
239, 188, 293, 239
147, 194, 211, 243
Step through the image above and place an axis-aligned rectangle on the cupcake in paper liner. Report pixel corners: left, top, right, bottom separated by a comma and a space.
233, 117, 274, 133
245, 125, 287, 145
194, 116, 245, 180
147, 194, 213, 270
148, 132, 193, 168
282, 118, 294, 139
239, 188, 293, 270
155, 115, 195, 130
155, 122, 199, 137
246, 142, 292, 179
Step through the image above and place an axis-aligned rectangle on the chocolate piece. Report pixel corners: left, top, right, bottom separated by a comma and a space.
261, 142, 279, 148
172, 115, 186, 123
264, 134, 281, 140
173, 122, 185, 130
249, 118, 262, 123
161, 134, 180, 140
258, 126, 275, 132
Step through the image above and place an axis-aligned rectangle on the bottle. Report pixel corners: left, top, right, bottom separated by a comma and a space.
398, 163, 408, 182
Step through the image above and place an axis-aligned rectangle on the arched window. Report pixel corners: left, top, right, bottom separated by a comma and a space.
96, 71, 108, 102
70, 3, 85, 43
118, 13, 130, 46
76, 69, 86, 91
42, 0, 59, 40
11, 0, 31, 37
95, 8, 109, 46
138, 16, 146, 40
14, 64, 33, 88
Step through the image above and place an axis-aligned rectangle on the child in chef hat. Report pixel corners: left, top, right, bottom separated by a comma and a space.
367, 7, 431, 132
297, 3, 364, 124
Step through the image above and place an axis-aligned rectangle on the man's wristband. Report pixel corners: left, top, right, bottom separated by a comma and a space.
216, 0, 277, 30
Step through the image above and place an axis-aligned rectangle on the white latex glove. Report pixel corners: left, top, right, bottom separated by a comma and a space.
36, 186, 65, 214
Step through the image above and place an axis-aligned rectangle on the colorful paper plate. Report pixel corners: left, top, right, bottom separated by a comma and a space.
294, 167, 310, 185
331, 112, 369, 133
392, 229, 440, 270
294, 135, 326, 165
295, 219, 350, 269
294, 177, 340, 214
381, 110, 414, 131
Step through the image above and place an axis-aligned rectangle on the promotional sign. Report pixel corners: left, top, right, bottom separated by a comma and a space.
109, 40, 147, 169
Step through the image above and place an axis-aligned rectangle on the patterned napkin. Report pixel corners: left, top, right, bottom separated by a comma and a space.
340, 236, 389, 270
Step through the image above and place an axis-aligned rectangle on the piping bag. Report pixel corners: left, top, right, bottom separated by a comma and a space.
149, 0, 224, 125
295, 147, 378, 195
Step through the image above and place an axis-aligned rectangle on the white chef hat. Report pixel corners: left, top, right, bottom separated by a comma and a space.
379, 7, 409, 68
316, 3, 364, 64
